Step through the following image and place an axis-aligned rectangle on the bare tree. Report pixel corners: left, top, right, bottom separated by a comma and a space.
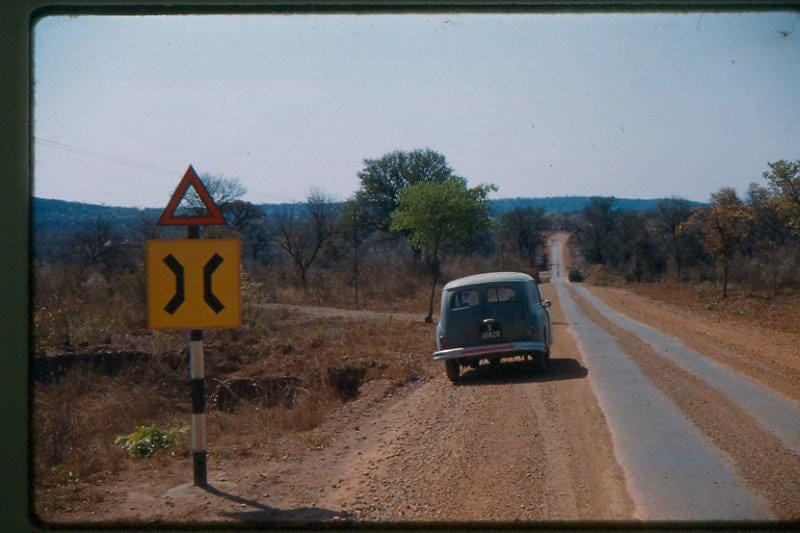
223, 200, 264, 232
275, 190, 340, 289
339, 199, 371, 307
69, 219, 126, 277
179, 174, 247, 218
133, 208, 159, 241
687, 188, 753, 298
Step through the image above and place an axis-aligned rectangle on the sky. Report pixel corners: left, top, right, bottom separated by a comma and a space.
33, 12, 800, 208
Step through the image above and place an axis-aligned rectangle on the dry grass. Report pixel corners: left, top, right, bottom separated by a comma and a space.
562, 227, 800, 336
32, 301, 437, 497
254, 249, 530, 315
32, 246, 518, 511
32, 360, 190, 488
621, 280, 800, 336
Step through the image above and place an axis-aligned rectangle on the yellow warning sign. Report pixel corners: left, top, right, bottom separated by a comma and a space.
146, 239, 241, 330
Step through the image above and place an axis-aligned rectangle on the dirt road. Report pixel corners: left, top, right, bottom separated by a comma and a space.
42, 234, 800, 525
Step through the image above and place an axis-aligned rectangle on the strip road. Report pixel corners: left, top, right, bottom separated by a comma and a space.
551, 239, 773, 520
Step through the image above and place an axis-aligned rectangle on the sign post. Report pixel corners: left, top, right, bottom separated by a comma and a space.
187, 224, 206, 487
147, 165, 240, 488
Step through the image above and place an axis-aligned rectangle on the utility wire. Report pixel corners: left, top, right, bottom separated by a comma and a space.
34, 137, 179, 176
35, 136, 297, 204
35, 161, 155, 186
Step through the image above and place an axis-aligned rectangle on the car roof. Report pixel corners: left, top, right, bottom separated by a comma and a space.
442, 272, 533, 291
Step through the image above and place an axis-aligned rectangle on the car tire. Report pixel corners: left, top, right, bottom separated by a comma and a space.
445, 360, 460, 382
544, 330, 551, 361
534, 352, 548, 374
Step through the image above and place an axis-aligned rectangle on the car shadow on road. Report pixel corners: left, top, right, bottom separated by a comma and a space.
202, 484, 351, 525
455, 356, 588, 386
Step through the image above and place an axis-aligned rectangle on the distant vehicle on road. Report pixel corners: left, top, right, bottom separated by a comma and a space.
433, 272, 552, 382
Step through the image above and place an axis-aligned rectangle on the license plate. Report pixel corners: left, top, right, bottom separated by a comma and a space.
481, 330, 501, 339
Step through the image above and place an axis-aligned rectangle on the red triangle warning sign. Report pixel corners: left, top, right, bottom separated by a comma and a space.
157, 165, 227, 226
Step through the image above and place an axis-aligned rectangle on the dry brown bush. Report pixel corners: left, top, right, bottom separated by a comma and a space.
33, 263, 148, 354
625, 280, 800, 336
32, 230, 518, 500
32, 302, 436, 494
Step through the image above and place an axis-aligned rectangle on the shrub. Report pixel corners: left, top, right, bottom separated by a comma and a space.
115, 424, 187, 459
568, 267, 585, 282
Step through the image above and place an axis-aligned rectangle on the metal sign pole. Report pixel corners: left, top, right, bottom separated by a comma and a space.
188, 225, 208, 487
149, 166, 241, 491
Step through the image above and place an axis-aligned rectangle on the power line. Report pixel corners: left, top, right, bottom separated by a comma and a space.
34, 137, 179, 176
35, 161, 156, 186
34, 136, 298, 204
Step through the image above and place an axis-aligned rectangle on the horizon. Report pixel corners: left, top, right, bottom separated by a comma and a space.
33, 193, 706, 212
33, 13, 800, 207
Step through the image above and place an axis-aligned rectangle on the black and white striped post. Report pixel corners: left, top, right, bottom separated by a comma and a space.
188, 225, 208, 487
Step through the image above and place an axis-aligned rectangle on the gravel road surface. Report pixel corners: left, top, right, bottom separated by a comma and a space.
41, 234, 799, 525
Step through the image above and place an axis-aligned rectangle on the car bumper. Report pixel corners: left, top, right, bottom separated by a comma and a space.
433, 341, 547, 361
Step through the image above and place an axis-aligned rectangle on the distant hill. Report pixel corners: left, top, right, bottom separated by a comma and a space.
488, 196, 706, 215
32, 195, 707, 242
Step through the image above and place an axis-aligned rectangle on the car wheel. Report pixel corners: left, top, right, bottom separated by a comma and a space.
534, 352, 548, 374
445, 360, 460, 382
544, 330, 551, 361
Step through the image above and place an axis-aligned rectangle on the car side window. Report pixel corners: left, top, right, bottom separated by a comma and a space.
486, 286, 517, 303
451, 289, 480, 309
530, 283, 542, 303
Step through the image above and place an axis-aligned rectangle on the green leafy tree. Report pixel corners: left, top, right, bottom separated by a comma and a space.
355, 149, 454, 232
391, 177, 496, 322
497, 206, 549, 272
652, 198, 701, 279
762, 159, 800, 235
615, 212, 665, 282
575, 197, 617, 264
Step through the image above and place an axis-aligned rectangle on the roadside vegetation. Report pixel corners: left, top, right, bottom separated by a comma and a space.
34, 147, 798, 510
567, 159, 800, 334
32, 148, 553, 502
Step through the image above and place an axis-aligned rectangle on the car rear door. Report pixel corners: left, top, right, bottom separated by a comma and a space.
482, 283, 529, 343
442, 286, 485, 348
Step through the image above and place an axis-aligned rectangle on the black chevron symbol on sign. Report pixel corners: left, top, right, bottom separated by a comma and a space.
203, 253, 225, 313
163, 254, 185, 314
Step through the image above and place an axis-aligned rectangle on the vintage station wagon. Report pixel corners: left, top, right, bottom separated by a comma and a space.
433, 272, 552, 382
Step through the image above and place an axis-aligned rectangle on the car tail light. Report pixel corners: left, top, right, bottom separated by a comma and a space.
439, 335, 446, 349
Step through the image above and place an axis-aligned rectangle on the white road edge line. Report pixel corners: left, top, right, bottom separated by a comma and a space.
552, 241, 771, 520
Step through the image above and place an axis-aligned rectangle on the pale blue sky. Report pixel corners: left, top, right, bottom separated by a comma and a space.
33, 12, 800, 207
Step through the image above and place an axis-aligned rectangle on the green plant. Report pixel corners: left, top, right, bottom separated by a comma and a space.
114, 424, 187, 459
568, 267, 585, 282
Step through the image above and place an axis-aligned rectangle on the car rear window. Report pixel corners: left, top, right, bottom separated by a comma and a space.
451, 289, 480, 309
486, 286, 517, 303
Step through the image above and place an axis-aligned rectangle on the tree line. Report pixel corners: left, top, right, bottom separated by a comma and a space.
35, 149, 554, 333
570, 159, 800, 297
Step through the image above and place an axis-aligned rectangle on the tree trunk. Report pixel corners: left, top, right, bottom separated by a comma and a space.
352, 221, 360, 308
722, 261, 729, 299
299, 265, 308, 291
353, 250, 360, 308
425, 261, 440, 324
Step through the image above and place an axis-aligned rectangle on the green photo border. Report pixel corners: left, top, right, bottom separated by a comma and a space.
3, 1, 796, 530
